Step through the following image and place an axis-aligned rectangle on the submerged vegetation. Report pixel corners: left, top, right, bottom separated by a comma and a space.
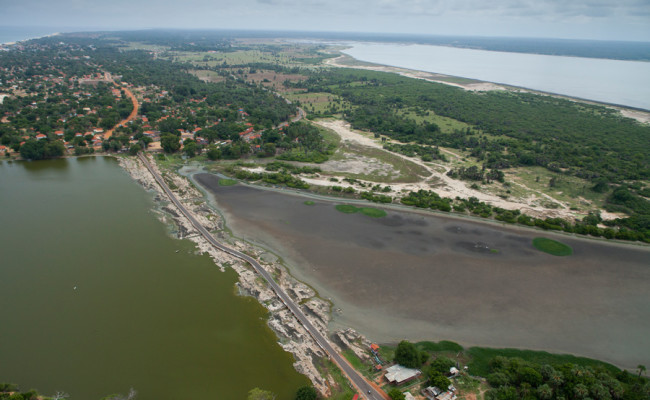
334, 204, 387, 217
532, 237, 573, 256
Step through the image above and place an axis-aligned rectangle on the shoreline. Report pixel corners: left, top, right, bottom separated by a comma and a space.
325, 51, 650, 123
117, 154, 344, 396
0, 31, 61, 47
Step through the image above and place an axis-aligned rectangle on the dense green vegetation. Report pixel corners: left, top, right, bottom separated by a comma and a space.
399, 189, 650, 243
296, 69, 650, 182
482, 356, 649, 400
379, 341, 648, 400
394, 340, 429, 368
532, 237, 573, 256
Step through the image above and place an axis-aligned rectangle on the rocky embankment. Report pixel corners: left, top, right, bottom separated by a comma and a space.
119, 155, 347, 396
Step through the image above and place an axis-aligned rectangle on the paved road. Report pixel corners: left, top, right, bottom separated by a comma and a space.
137, 153, 386, 400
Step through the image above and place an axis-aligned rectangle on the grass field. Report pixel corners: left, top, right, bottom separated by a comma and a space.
532, 237, 573, 256
284, 92, 352, 116
171, 49, 291, 66
326, 141, 429, 184
511, 166, 609, 212
398, 108, 473, 134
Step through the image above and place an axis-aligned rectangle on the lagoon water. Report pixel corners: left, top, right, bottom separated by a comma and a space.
342, 43, 650, 110
0, 157, 308, 399
195, 175, 650, 369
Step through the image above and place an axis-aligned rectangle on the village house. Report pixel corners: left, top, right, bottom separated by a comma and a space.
384, 364, 421, 385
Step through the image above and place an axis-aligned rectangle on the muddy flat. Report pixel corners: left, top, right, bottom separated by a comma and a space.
195, 173, 650, 369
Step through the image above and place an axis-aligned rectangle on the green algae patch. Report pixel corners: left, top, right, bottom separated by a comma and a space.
335, 204, 359, 214
218, 178, 237, 186
532, 237, 573, 256
359, 207, 387, 218
335, 204, 386, 218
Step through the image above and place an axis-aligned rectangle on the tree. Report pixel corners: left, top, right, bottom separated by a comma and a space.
294, 386, 318, 400
430, 356, 455, 374
206, 145, 221, 160
394, 340, 426, 368
129, 143, 142, 156
161, 134, 180, 153
536, 384, 553, 400
261, 142, 276, 157
44, 141, 65, 158
19, 140, 45, 160
638, 365, 646, 377
247, 388, 275, 400
183, 141, 198, 157
427, 370, 451, 390
388, 388, 405, 400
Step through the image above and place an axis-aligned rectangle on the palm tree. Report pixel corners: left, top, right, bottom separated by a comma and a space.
638, 364, 646, 377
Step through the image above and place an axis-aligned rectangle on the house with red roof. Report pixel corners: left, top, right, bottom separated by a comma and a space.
35, 134, 47, 140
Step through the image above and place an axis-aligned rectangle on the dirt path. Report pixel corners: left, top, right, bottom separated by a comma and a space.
104, 84, 139, 139
314, 119, 576, 220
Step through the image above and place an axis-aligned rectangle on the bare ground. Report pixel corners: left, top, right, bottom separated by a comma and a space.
314, 119, 582, 221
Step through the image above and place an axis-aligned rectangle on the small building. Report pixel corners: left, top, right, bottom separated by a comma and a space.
422, 386, 441, 400
404, 392, 416, 400
384, 364, 421, 385
35, 133, 47, 140
422, 387, 457, 400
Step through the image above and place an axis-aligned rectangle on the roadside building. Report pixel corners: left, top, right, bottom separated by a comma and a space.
384, 364, 421, 385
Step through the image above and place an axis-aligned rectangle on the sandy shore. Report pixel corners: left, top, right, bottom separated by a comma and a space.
118, 155, 345, 396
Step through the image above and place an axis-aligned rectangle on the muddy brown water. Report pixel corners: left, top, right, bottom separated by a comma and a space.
194, 173, 650, 369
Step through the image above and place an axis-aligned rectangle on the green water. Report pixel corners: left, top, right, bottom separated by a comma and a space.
0, 157, 308, 399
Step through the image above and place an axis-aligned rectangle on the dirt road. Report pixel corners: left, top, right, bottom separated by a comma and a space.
104, 84, 139, 139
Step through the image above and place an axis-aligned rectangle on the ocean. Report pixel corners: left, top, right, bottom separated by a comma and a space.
342, 42, 650, 110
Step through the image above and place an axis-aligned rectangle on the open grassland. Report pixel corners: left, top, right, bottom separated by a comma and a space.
189, 69, 226, 83
119, 41, 170, 51
245, 70, 307, 89
170, 49, 291, 66
398, 108, 473, 133
285, 92, 352, 115
326, 141, 429, 184
509, 166, 611, 211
